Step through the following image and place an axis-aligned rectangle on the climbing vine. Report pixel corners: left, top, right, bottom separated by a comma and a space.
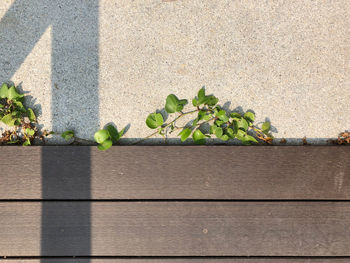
141, 87, 273, 145
0, 83, 43, 145
1, 82, 346, 151
93, 87, 274, 150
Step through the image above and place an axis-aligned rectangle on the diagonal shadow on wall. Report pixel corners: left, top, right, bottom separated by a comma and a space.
0, 0, 99, 262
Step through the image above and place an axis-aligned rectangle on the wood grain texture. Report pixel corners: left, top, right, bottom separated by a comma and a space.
1, 202, 350, 256
2, 259, 350, 263
0, 146, 349, 199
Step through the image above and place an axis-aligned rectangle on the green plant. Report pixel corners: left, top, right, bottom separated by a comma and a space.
61, 130, 75, 140
0, 83, 41, 145
0, 82, 83, 146
0, 82, 274, 149
94, 125, 125, 151
143, 87, 273, 145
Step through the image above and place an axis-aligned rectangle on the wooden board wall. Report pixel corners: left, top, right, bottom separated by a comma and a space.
0, 146, 349, 262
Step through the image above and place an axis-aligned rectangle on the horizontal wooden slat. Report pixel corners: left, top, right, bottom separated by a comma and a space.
0, 146, 349, 200
1, 202, 350, 256
1, 259, 350, 263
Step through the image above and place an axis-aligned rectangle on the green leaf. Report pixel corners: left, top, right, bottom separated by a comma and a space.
97, 139, 113, 151
94, 129, 110, 143
192, 129, 206, 144
197, 110, 205, 121
146, 113, 164, 129
8, 86, 24, 101
213, 106, 220, 114
216, 110, 229, 122
198, 87, 205, 99
106, 125, 120, 143
235, 129, 257, 145
244, 112, 255, 123
178, 128, 192, 142
206, 95, 219, 106
237, 118, 248, 131
219, 115, 229, 122
232, 120, 239, 133
215, 120, 225, 126
198, 95, 217, 107
214, 126, 223, 138
210, 124, 216, 134
179, 99, 187, 105
25, 128, 35, 136
246, 134, 258, 143
220, 134, 229, 141
197, 88, 210, 105
203, 113, 212, 121
0, 83, 9, 98
1, 114, 16, 126
262, 121, 271, 133
11, 110, 21, 117
235, 129, 247, 141
197, 110, 211, 122
119, 127, 125, 138
198, 96, 208, 105
13, 101, 26, 112
192, 98, 198, 107
23, 138, 31, 146
165, 94, 179, 113
165, 94, 187, 113
230, 112, 241, 118
192, 117, 199, 126
27, 108, 36, 122
226, 127, 235, 138
61, 130, 75, 141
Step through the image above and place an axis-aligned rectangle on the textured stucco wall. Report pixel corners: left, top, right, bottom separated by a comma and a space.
0, 0, 349, 144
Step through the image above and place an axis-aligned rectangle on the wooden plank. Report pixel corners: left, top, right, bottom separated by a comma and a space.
0, 146, 349, 200
1, 259, 350, 263
1, 202, 350, 256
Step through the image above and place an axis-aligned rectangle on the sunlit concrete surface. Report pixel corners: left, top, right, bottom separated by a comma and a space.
1, 0, 350, 144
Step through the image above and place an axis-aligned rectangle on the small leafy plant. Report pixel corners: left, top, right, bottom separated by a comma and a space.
0, 83, 40, 145
94, 125, 125, 151
0, 82, 274, 149
61, 130, 75, 141
3, 82, 349, 150
0, 82, 82, 146
144, 87, 273, 145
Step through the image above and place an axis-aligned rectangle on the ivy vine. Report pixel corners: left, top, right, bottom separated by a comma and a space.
3, 82, 345, 151
141, 87, 273, 146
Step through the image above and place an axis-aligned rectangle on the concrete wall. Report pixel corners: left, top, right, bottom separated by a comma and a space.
1, 0, 349, 143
